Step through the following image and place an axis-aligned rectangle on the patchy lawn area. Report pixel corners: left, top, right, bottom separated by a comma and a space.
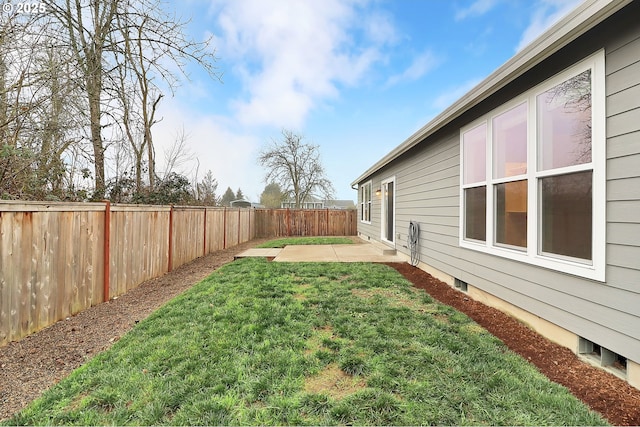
5, 259, 606, 426
255, 236, 355, 248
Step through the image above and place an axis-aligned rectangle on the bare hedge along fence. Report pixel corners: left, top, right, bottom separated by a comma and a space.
0, 201, 357, 345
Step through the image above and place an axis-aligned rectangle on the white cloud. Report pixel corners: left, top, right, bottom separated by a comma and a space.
386, 50, 440, 87
455, 0, 499, 21
153, 98, 266, 201
210, 0, 394, 128
516, 0, 582, 51
432, 77, 483, 112
363, 10, 398, 45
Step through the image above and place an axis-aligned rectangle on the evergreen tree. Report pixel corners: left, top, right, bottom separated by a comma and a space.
220, 186, 235, 207
260, 183, 285, 208
197, 170, 218, 206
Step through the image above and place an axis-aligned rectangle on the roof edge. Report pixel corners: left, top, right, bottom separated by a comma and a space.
351, 0, 630, 186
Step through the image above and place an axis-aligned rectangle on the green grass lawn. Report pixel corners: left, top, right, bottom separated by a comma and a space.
255, 236, 354, 248
6, 259, 607, 426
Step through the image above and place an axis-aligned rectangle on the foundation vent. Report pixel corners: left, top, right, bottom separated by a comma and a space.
454, 278, 468, 292
579, 337, 627, 377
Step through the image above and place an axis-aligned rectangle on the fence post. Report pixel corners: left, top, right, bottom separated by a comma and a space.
237, 208, 241, 245
203, 207, 207, 256
103, 201, 111, 302
223, 207, 227, 249
286, 208, 291, 236
168, 205, 174, 272
326, 208, 329, 236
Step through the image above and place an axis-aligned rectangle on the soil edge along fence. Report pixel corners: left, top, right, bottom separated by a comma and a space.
0, 202, 356, 346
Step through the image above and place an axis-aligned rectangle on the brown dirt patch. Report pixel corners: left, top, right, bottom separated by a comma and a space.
385, 262, 640, 426
0, 238, 270, 422
304, 364, 367, 399
351, 287, 430, 313
304, 326, 336, 356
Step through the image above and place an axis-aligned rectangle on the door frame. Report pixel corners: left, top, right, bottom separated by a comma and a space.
380, 176, 396, 246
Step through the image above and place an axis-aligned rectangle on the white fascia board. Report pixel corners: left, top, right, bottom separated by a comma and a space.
351, 0, 630, 186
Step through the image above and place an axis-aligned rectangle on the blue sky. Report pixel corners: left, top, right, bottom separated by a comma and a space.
153, 0, 582, 202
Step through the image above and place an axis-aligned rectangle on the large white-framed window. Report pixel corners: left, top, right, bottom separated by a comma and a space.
459, 50, 605, 282
360, 181, 372, 223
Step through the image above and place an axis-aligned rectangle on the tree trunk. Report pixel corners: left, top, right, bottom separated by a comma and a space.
87, 72, 105, 199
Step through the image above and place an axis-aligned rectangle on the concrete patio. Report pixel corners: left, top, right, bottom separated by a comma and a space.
235, 240, 406, 263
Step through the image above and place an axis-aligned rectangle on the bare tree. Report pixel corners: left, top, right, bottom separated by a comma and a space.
0, 12, 85, 199
0, 1, 220, 200
0, 14, 34, 197
44, 0, 220, 199
112, 11, 166, 191
113, 46, 162, 193
33, 43, 86, 197
43, 0, 120, 198
162, 126, 195, 178
258, 129, 334, 208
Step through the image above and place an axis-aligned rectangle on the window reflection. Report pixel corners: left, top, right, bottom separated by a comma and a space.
493, 103, 527, 178
463, 124, 487, 184
495, 180, 527, 248
537, 70, 592, 170
465, 186, 486, 241
540, 171, 592, 261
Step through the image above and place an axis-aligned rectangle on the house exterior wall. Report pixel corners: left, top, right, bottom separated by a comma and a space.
356, 2, 640, 381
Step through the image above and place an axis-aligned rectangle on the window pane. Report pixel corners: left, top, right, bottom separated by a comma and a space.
361, 184, 371, 221
464, 186, 486, 241
540, 171, 592, 260
538, 70, 592, 170
495, 180, 527, 248
463, 123, 486, 184
493, 103, 527, 178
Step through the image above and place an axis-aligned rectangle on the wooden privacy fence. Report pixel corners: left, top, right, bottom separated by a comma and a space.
253, 208, 357, 237
0, 202, 356, 345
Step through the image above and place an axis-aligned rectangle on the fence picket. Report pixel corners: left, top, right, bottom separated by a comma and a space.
0, 202, 356, 346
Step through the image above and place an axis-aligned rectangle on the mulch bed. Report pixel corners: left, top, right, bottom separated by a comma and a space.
386, 262, 640, 426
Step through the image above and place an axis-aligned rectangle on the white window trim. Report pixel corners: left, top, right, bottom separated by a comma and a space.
459, 50, 606, 282
360, 181, 372, 224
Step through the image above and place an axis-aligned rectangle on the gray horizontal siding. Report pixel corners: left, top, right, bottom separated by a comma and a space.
606, 59, 640, 94
605, 27, 640, 74
608, 177, 640, 200
607, 200, 640, 222
606, 266, 640, 294
604, 15, 640, 359
606, 155, 640, 180
607, 223, 640, 246
608, 244, 640, 271
355, 4, 640, 365
607, 108, 640, 137
607, 131, 640, 159
606, 82, 640, 115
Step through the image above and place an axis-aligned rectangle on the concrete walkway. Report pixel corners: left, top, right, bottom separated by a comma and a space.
235, 242, 406, 263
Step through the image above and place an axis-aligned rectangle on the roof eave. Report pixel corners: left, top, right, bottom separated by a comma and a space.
351, 0, 630, 187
